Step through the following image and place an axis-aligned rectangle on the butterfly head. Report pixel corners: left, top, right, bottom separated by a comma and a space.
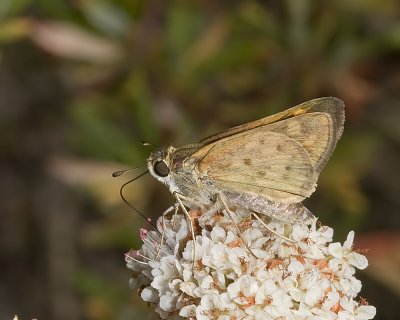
147, 146, 176, 185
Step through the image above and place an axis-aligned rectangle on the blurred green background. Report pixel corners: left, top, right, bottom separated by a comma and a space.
0, 0, 399, 319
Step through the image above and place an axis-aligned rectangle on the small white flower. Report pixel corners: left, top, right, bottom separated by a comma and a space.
304, 284, 323, 307
141, 286, 158, 303
126, 208, 375, 319
227, 275, 259, 305
355, 305, 377, 320
159, 292, 178, 312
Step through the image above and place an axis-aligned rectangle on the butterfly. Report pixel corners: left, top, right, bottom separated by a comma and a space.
146, 97, 344, 226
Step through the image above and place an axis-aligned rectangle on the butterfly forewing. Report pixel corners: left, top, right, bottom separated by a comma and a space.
198, 97, 344, 172
190, 97, 344, 204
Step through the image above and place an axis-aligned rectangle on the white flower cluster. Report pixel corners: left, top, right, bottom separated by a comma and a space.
126, 208, 376, 320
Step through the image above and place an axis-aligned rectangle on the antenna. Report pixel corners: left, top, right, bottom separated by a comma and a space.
112, 167, 139, 177
140, 140, 152, 146
112, 168, 161, 236
140, 140, 158, 149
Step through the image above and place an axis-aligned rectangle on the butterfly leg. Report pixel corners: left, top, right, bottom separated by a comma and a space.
156, 203, 179, 259
251, 211, 294, 243
217, 193, 257, 258
171, 202, 180, 228
173, 192, 197, 269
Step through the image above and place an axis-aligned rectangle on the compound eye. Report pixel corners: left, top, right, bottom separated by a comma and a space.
154, 160, 170, 177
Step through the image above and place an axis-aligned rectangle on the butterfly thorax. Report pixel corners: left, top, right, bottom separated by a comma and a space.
147, 145, 217, 207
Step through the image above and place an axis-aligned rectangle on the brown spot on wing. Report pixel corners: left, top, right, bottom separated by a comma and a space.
258, 171, 266, 177
244, 158, 252, 166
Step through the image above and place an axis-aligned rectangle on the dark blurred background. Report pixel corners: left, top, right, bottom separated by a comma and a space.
0, 1, 399, 319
